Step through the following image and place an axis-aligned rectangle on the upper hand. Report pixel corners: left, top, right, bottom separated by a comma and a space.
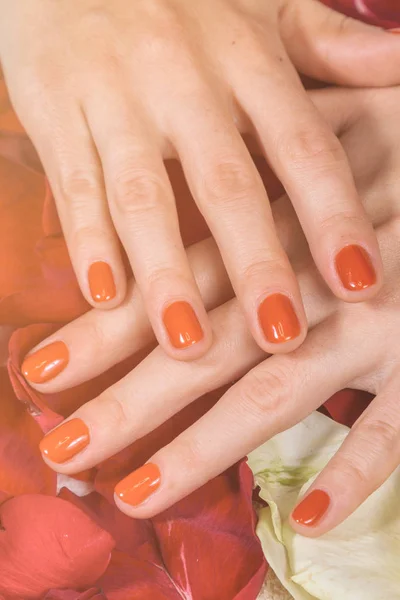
1, 0, 399, 358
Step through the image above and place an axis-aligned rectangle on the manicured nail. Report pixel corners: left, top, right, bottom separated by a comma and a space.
21, 341, 69, 384
388, 28, 400, 34
115, 463, 161, 506
88, 261, 116, 303
335, 245, 376, 291
258, 293, 301, 344
292, 490, 330, 526
40, 418, 90, 464
163, 301, 204, 349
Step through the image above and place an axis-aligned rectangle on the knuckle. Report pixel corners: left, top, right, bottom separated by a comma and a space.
237, 366, 291, 418
98, 388, 131, 432
172, 436, 206, 473
276, 129, 344, 172
111, 168, 168, 218
318, 210, 365, 234
202, 159, 259, 208
84, 316, 110, 355
58, 170, 100, 205
241, 257, 287, 287
357, 419, 398, 453
145, 266, 182, 290
330, 456, 369, 488
71, 225, 112, 251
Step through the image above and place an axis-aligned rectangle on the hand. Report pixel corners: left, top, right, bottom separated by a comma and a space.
2, 1, 399, 360
24, 85, 400, 534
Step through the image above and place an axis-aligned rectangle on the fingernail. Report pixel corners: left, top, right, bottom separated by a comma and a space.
39, 418, 90, 464
388, 28, 400, 34
22, 341, 69, 383
88, 261, 116, 303
163, 301, 204, 349
258, 293, 301, 344
115, 463, 161, 506
292, 490, 330, 526
335, 245, 376, 291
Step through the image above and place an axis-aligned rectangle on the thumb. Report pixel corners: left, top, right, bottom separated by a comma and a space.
280, 0, 400, 86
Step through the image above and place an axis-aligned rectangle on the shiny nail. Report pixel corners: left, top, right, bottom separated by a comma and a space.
40, 419, 90, 464
88, 261, 116, 302
22, 341, 69, 384
163, 301, 204, 349
335, 245, 376, 291
258, 294, 301, 344
115, 463, 161, 506
292, 489, 330, 526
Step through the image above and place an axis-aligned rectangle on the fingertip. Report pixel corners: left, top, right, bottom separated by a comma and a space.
255, 292, 307, 355
158, 300, 214, 361
289, 488, 333, 538
330, 243, 384, 304
85, 260, 128, 310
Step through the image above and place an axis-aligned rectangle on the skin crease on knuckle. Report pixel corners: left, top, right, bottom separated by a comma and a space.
235, 364, 295, 420
201, 159, 262, 210
111, 169, 170, 221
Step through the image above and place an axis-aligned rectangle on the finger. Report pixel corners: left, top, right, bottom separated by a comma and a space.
19, 97, 127, 309
232, 38, 382, 303
170, 86, 307, 354
113, 317, 370, 517
37, 250, 336, 476
21, 238, 233, 391
85, 88, 212, 360
290, 372, 400, 537
281, 0, 400, 86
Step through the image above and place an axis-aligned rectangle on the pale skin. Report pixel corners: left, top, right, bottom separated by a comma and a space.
24, 86, 400, 535
2, 0, 400, 358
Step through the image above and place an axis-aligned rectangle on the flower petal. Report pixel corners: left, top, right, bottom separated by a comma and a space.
0, 495, 114, 599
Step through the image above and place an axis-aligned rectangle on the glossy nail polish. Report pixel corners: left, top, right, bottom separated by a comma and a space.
335, 245, 376, 291
88, 261, 116, 302
22, 341, 69, 384
292, 490, 330, 526
115, 463, 161, 506
40, 419, 90, 464
163, 301, 204, 349
258, 294, 301, 344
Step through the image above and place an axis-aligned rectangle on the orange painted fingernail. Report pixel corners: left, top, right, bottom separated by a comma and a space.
163, 301, 204, 349
389, 28, 400, 34
258, 294, 301, 344
88, 261, 116, 302
115, 463, 161, 506
22, 341, 69, 383
292, 490, 330, 526
39, 418, 89, 464
335, 245, 376, 291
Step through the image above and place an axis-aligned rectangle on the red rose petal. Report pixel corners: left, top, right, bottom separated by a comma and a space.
321, 0, 400, 27
0, 495, 114, 599
152, 462, 266, 600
